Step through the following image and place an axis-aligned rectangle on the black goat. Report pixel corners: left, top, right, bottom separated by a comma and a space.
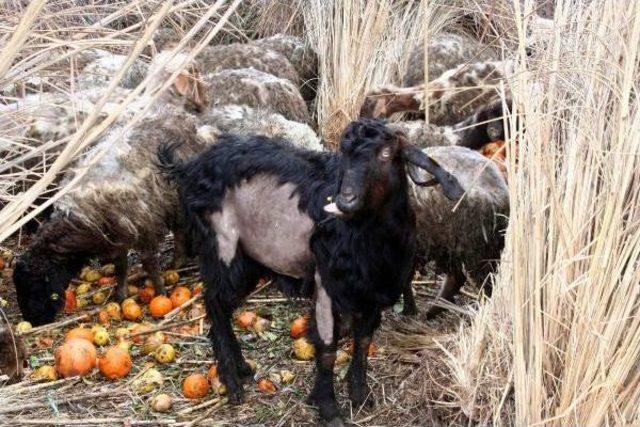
159, 119, 463, 425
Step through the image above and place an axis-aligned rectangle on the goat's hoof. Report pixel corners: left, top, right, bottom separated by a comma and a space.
237, 361, 254, 380
227, 389, 245, 405
349, 385, 375, 409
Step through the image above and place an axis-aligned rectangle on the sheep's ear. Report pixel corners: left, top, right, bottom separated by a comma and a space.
402, 146, 464, 201
173, 68, 208, 112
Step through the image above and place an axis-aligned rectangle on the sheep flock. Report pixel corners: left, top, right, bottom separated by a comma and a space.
0, 1, 583, 425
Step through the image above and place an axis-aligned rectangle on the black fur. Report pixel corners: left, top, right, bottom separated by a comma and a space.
13, 216, 106, 326
456, 98, 513, 150
159, 119, 450, 424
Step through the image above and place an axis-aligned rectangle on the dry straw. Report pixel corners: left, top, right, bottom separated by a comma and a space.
304, 0, 453, 148
442, 0, 640, 424
0, 1, 240, 242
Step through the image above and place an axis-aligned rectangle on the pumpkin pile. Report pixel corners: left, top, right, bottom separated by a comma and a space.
17, 261, 342, 413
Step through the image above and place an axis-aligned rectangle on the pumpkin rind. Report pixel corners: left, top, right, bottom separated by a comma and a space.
55, 338, 97, 377
149, 296, 173, 318
183, 374, 210, 399
98, 347, 132, 380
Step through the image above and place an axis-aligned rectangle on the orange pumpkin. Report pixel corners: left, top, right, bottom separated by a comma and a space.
98, 346, 132, 380
207, 364, 218, 383
97, 276, 116, 286
290, 315, 309, 339
138, 286, 156, 304
64, 289, 77, 314
235, 311, 257, 329
122, 302, 143, 321
170, 286, 192, 308
183, 374, 210, 399
65, 327, 94, 343
149, 296, 173, 318
54, 338, 97, 377
257, 378, 276, 393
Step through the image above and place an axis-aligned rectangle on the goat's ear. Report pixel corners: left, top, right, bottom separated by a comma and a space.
173, 68, 209, 112
402, 146, 465, 201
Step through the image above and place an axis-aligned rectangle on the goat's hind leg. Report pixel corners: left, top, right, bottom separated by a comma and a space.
348, 311, 381, 409
203, 255, 262, 404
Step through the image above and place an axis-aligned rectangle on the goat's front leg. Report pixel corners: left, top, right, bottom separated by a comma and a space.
309, 274, 342, 425
113, 253, 129, 302
347, 310, 381, 409
140, 250, 165, 296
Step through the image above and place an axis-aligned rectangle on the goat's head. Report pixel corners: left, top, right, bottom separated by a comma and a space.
325, 119, 464, 217
13, 249, 72, 326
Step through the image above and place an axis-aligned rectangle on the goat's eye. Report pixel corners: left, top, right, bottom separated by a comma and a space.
379, 147, 392, 160
50, 293, 59, 301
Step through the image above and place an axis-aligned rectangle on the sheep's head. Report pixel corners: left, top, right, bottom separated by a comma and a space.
172, 68, 209, 113
13, 249, 71, 326
325, 119, 464, 217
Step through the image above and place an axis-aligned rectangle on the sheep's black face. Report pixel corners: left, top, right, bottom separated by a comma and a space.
13, 251, 67, 326
333, 119, 406, 216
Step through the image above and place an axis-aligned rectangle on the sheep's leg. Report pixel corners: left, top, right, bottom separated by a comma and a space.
401, 275, 418, 316
140, 252, 165, 296
470, 260, 497, 299
114, 253, 129, 302
308, 275, 342, 424
425, 267, 466, 319
347, 311, 381, 409
171, 212, 190, 269
172, 228, 189, 269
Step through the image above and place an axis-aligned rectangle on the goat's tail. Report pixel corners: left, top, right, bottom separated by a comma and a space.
156, 143, 186, 183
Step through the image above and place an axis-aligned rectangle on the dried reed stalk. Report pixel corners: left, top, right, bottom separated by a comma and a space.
443, 0, 640, 424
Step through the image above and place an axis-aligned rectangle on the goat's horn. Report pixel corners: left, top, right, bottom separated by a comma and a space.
402, 146, 465, 201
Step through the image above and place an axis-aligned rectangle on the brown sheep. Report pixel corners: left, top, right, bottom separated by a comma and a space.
404, 146, 509, 317
197, 104, 322, 151
196, 43, 300, 85
253, 34, 318, 100
403, 32, 499, 86
13, 106, 206, 326
203, 68, 311, 124
361, 60, 513, 125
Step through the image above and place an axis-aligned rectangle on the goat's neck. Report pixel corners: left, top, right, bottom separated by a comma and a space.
346, 189, 414, 234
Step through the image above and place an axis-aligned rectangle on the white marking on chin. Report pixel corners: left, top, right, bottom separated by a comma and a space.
323, 202, 344, 217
